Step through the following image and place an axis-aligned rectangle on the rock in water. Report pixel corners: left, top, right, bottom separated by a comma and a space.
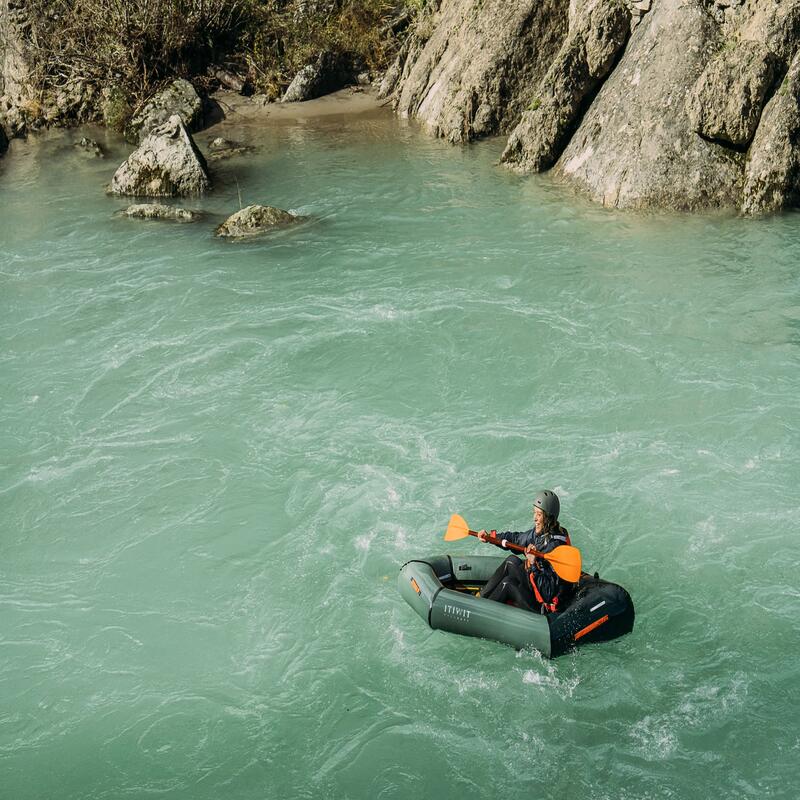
74, 136, 104, 157
108, 115, 210, 197
0, 124, 8, 156
206, 137, 253, 161
390, 0, 569, 143
741, 50, 800, 216
554, 0, 742, 211
215, 205, 303, 239
502, 0, 630, 172
686, 41, 779, 149
127, 79, 204, 143
281, 51, 355, 102
120, 203, 202, 222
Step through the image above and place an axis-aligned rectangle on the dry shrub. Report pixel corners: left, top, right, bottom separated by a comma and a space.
25, 0, 253, 107
20, 0, 413, 120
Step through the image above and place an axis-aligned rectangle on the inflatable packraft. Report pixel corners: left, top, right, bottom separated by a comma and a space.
398, 554, 634, 657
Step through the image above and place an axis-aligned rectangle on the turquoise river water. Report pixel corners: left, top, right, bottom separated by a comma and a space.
1, 100, 799, 799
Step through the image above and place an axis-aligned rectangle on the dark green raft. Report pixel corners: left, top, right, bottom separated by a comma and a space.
398, 554, 634, 657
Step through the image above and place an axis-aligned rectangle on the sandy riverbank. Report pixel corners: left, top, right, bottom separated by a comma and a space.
209, 86, 390, 127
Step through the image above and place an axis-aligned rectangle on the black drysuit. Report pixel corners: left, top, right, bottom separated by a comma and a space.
480, 527, 571, 613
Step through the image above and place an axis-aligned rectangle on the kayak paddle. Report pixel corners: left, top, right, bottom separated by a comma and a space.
444, 513, 582, 583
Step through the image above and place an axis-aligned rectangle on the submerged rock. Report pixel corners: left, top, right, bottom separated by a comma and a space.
108, 115, 210, 198
741, 50, 800, 216
502, 0, 630, 172
215, 205, 304, 239
281, 51, 355, 102
74, 136, 104, 157
127, 79, 204, 143
206, 136, 253, 161
686, 40, 780, 149
119, 203, 202, 222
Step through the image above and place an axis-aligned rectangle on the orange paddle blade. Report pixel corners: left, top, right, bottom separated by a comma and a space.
444, 514, 471, 541
541, 545, 582, 583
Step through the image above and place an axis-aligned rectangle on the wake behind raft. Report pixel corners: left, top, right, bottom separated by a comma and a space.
397, 553, 634, 658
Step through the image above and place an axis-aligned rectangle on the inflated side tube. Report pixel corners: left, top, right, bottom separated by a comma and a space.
397, 554, 634, 658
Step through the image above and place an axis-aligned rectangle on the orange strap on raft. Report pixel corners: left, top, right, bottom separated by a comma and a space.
574, 614, 609, 641
528, 571, 559, 613
527, 532, 571, 613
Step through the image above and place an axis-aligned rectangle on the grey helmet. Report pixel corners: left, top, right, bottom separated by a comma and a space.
533, 490, 560, 520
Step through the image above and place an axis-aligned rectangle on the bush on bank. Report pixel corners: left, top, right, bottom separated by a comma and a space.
14, 0, 414, 130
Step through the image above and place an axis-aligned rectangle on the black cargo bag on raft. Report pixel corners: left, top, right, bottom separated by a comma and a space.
548, 574, 635, 657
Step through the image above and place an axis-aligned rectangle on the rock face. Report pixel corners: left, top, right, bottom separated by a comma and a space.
0, 122, 7, 155
120, 203, 202, 222
686, 40, 779, 149
109, 115, 210, 197
127, 79, 204, 143
741, 50, 800, 215
388, 0, 570, 143
501, 0, 630, 171
391, 0, 800, 214
215, 205, 303, 239
0, 0, 34, 138
281, 52, 355, 102
553, 0, 743, 211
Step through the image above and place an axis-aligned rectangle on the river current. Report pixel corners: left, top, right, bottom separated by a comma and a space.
1, 100, 799, 799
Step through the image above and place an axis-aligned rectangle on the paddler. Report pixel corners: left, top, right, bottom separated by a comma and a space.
477, 490, 573, 613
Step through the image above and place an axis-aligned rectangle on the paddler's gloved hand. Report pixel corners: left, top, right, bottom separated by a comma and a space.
478, 530, 508, 548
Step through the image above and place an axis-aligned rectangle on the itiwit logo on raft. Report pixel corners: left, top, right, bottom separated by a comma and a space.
443, 604, 471, 622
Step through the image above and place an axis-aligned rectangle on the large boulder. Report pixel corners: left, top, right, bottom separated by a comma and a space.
215, 205, 304, 239
390, 0, 570, 143
686, 40, 779, 149
553, 0, 743, 211
741, 49, 800, 215
502, 0, 630, 172
108, 115, 210, 197
127, 79, 204, 143
281, 52, 355, 102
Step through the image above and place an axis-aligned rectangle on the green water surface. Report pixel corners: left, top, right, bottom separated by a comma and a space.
1, 104, 799, 799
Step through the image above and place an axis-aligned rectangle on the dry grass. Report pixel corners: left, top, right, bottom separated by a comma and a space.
19, 0, 414, 124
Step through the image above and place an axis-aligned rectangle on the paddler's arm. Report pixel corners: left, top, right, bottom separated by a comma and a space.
477, 529, 535, 550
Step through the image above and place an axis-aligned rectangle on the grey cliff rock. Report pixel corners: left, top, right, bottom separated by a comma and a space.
741, 50, 800, 216
215, 205, 304, 239
686, 40, 779, 149
392, 0, 800, 214
1, 0, 34, 138
554, 0, 743, 211
109, 115, 210, 198
119, 203, 202, 222
502, 0, 630, 172
127, 79, 204, 143
391, 0, 570, 143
